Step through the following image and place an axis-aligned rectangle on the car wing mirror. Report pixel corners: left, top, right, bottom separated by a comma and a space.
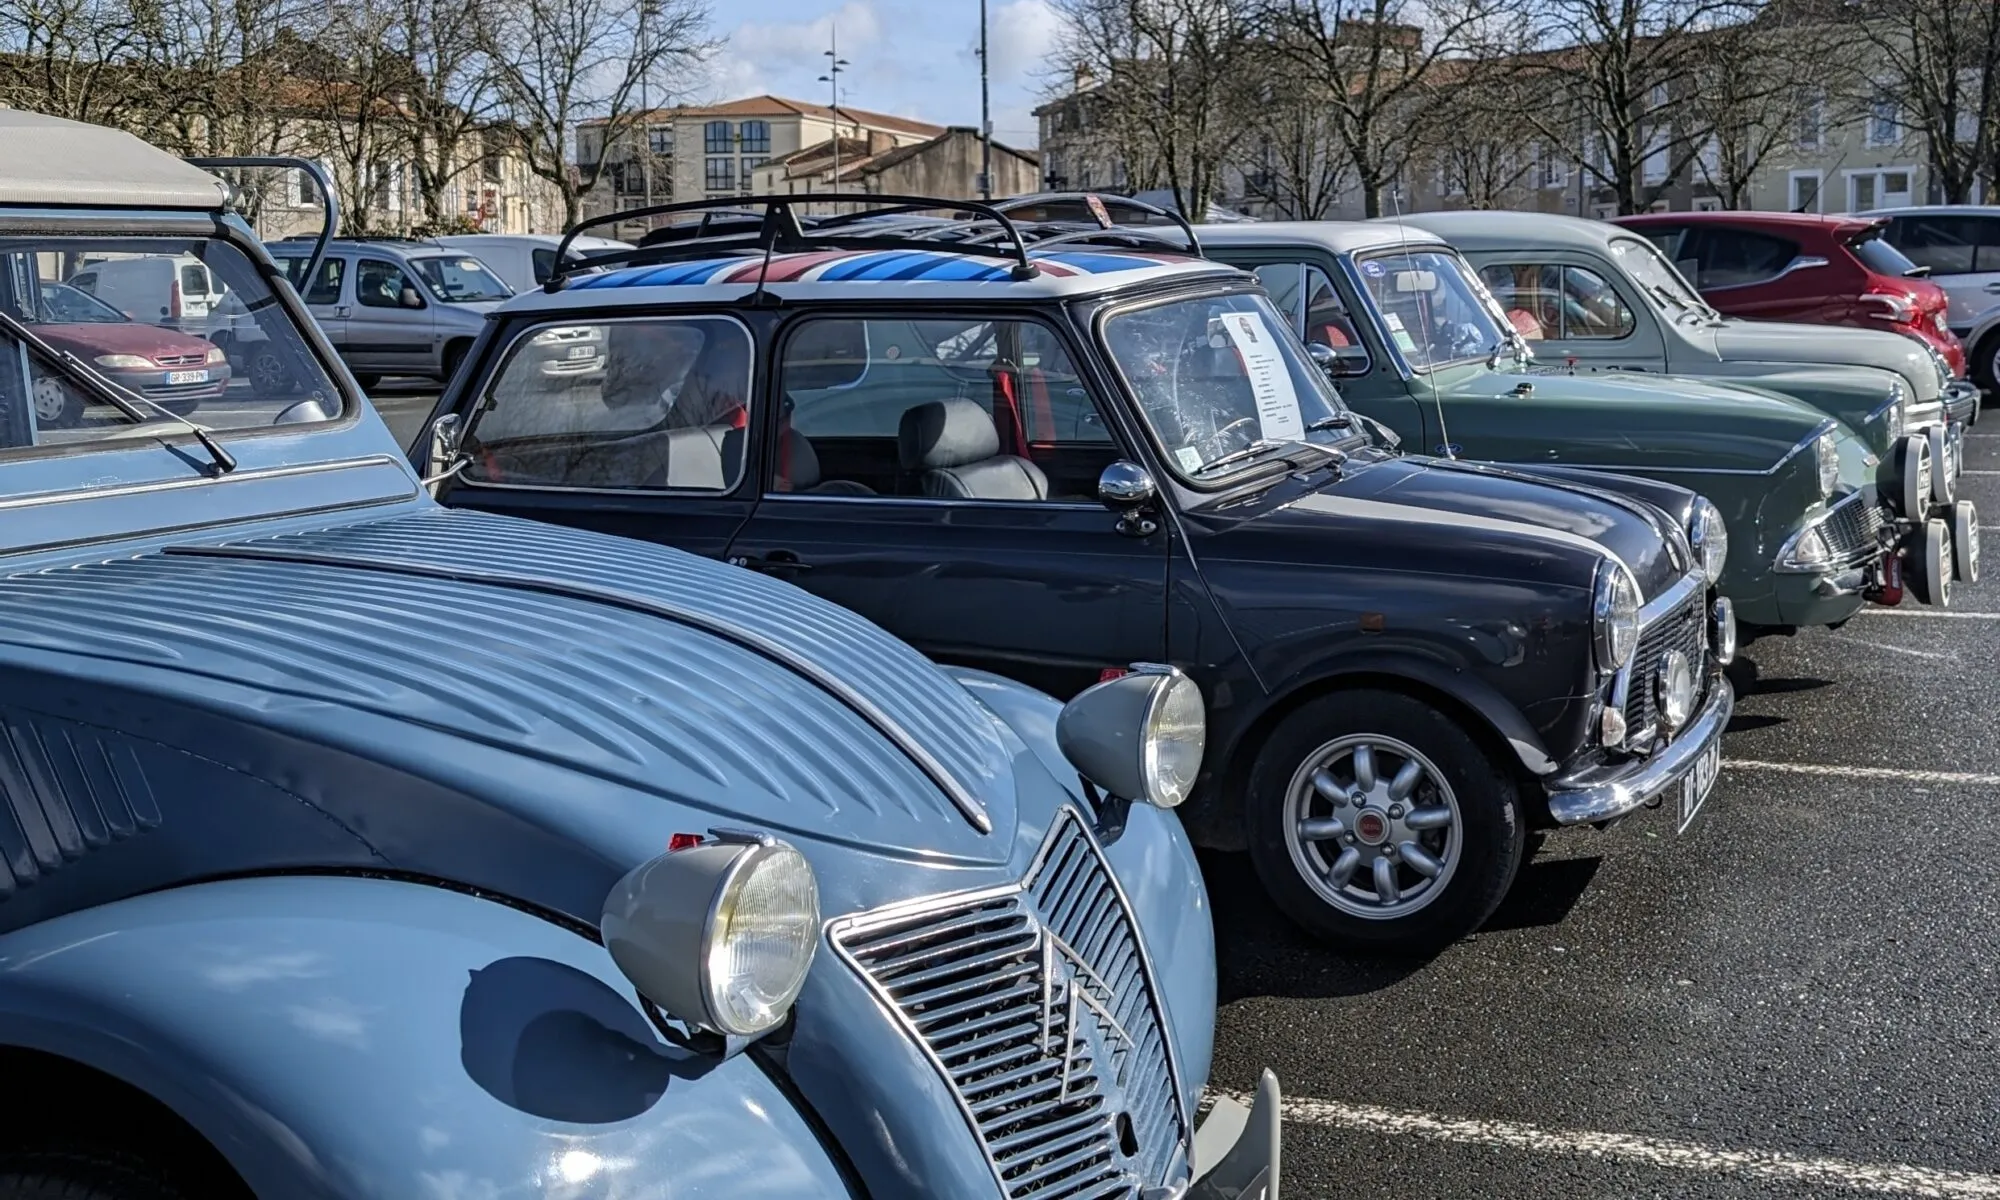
1307, 341, 1370, 378
425, 411, 465, 494
1097, 460, 1158, 538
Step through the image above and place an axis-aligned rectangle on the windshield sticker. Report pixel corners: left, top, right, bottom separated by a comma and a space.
1219, 311, 1306, 441
1391, 329, 1420, 353
1175, 445, 1205, 472
1384, 313, 1406, 331
1361, 260, 1385, 278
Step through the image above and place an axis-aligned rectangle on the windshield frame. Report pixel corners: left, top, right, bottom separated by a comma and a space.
1092, 280, 1358, 489
409, 254, 513, 304
1347, 244, 1510, 375
1609, 235, 1716, 319
0, 210, 358, 464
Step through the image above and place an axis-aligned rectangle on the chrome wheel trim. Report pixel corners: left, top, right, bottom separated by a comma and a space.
30, 376, 69, 422
1282, 733, 1463, 921
1926, 518, 1951, 608
1928, 424, 1956, 505
248, 348, 288, 393
1954, 501, 1980, 584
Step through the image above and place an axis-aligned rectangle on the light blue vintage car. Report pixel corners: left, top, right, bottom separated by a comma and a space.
0, 111, 1278, 1199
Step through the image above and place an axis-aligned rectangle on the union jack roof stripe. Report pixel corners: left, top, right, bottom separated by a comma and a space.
568, 247, 1195, 290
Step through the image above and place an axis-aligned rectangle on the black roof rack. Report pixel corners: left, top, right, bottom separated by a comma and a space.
546, 194, 1044, 293
988, 193, 1203, 256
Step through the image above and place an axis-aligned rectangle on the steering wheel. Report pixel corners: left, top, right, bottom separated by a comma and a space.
1195, 416, 1260, 461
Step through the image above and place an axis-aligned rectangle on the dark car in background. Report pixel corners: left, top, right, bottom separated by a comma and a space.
1614, 211, 1967, 377
422, 194, 1733, 955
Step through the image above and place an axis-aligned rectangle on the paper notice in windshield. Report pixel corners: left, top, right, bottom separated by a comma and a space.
1219, 311, 1305, 441
1383, 312, 1420, 354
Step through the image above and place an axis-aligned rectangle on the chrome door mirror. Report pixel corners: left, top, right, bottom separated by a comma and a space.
426, 411, 464, 494
1097, 460, 1158, 538
1307, 341, 1370, 378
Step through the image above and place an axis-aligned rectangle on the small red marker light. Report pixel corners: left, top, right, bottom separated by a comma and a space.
668, 833, 703, 852
1099, 667, 1129, 682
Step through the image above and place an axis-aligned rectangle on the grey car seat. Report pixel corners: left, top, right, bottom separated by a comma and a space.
897, 399, 1048, 500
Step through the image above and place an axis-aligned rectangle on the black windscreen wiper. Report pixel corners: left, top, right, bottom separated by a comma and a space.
0, 306, 236, 473
1307, 414, 1353, 431
1190, 438, 1291, 477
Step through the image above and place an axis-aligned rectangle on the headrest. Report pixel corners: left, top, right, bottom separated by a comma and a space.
899, 399, 1001, 470
777, 428, 820, 490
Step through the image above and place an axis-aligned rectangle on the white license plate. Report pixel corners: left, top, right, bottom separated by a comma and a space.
566, 345, 598, 360
1678, 740, 1721, 833
166, 369, 209, 385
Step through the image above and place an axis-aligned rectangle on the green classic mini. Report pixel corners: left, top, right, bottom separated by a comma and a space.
1198, 221, 1961, 633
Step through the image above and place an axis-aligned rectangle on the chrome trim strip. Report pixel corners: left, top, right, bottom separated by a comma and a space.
826, 807, 1191, 1193
159, 540, 995, 833
0, 454, 414, 512
1773, 489, 1884, 573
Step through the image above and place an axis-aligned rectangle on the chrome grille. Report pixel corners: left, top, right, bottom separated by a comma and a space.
1820, 493, 1886, 561
152, 352, 207, 366
1624, 595, 1703, 735
830, 808, 1187, 1199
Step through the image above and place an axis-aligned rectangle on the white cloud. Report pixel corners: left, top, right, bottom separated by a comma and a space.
703, 1, 884, 104
985, 0, 1063, 78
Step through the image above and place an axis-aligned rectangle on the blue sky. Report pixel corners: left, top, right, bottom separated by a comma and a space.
701, 1, 1061, 147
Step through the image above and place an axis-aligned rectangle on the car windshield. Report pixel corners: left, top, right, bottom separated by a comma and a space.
36, 282, 126, 324
410, 255, 511, 303
0, 234, 342, 449
1850, 233, 1923, 278
1611, 237, 1714, 317
1102, 289, 1352, 481
1352, 248, 1506, 371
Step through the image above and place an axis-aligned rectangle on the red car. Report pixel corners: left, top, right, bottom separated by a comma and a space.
1613, 211, 1968, 378
28, 281, 230, 427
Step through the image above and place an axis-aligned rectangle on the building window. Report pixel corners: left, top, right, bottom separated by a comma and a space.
1789, 169, 1823, 213
1847, 168, 1912, 212
1797, 91, 1825, 149
1868, 93, 1900, 147
1693, 196, 1722, 211
738, 120, 770, 154
704, 120, 732, 154
1641, 128, 1669, 185
705, 157, 735, 191
1540, 146, 1566, 189
648, 126, 674, 155
1956, 70, 1981, 143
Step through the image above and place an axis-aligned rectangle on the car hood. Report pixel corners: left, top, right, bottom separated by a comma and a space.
35, 320, 212, 360
1708, 319, 1939, 400
1486, 368, 1829, 471
1233, 452, 1684, 599
0, 508, 1023, 869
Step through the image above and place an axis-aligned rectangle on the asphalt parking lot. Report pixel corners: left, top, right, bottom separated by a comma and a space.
1205, 427, 2000, 1198
369, 383, 1997, 1196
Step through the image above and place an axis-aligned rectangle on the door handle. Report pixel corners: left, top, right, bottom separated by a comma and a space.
728, 550, 813, 576
333, 305, 351, 318
1984, 282, 2000, 293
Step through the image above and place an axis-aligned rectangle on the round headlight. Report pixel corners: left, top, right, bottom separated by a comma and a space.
1815, 432, 1839, 499
1656, 649, 1695, 730
1057, 665, 1207, 808
1141, 669, 1205, 808
1687, 498, 1728, 586
602, 834, 820, 1039
1593, 561, 1640, 671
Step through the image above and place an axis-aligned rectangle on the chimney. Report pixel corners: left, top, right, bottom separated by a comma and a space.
1073, 62, 1096, 92
868, 129, 894, 156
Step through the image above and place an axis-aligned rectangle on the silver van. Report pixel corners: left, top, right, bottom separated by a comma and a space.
264, 236, 514, 388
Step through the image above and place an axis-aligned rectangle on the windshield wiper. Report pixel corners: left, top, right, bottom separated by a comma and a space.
1307, 414, 1353, 431
0, 306, 236, 473
1190, 438, 1294, 477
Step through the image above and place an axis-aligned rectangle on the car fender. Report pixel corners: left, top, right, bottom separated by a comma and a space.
1719, 366, 1906, 448
0, 875, 853, 1200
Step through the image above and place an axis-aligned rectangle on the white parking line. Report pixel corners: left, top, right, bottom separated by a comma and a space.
1854, 608, 2000, 619
1243, 1093, 2000, 1197
1962, 470, 2000, 476
1725, 760, 2000, 787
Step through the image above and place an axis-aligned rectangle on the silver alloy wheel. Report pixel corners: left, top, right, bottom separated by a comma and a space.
248, 347, 288, 393
1281, 733, 1463, 920
30, 376, 69, 423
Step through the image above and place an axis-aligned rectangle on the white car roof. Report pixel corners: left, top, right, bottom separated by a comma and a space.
436, 233, 635, 252
497, 245, 1240, 314
0, 110, 230, 210
1197, 220, 1451, 256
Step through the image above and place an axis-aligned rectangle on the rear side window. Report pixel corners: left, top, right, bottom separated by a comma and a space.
281, 256, 344, 304
1849, 234, 1920, 278
1480, 264, 1635, 340
1885, 215, 2000, 275
464, 316, 751, 492
1685, 228, 1800, 289
180, 263, 212, 296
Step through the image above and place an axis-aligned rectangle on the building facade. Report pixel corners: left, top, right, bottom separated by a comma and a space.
749, 127, 1038, 210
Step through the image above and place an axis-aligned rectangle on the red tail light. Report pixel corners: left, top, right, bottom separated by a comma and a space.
1859, 291, 1916, 324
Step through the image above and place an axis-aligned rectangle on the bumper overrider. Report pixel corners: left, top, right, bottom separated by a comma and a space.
1547, 573, 1734, 826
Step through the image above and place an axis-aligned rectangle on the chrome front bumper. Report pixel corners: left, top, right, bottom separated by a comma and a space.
1546, 678, 1734, 826
1188, 1070, 1282, 1200
1944, 380, 1981, 423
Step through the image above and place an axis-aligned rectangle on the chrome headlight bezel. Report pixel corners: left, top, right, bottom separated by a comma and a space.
602, 832, 821, 1040
1880, 381, 1907, 443
1814, 432, 1840, 499
1686, 497, 1729, 585
1057, 664, 1206, 809
1592, 560, 1641, 672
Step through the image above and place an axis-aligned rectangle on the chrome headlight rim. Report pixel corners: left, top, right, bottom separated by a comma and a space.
1056, 663, 1207, 809
1880, 380, 1907, 443
1814, 432, 1840, 500
1593, 560, 1641, 672
1686, 497, 1729, 586
1135, 664, 1205, 808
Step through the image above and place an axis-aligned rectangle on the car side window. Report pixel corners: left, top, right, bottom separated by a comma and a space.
1254, 262, 1366, 358
357, 258, 422, 309
462, 316, 752, 493
778, 315, 1117, 502
280, 257, 344, 305
1888, 215, 2000, 276
1684, 228, 1800, 289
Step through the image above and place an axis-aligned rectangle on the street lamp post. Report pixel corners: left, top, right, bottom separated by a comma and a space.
818, 30, 849, 209
979, 0, 992, 201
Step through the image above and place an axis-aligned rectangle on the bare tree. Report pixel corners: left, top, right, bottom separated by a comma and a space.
1846, 0, 2000, 204
0, 0, 145, 124
483, 0, 711, 228
1254, 0, 1493, 218
1414, 60, 1542, 209
1682, 15, 1859, 208
1507, 0, 1760, 214
284, 0, 420, 236
1051, 0, 1257, 217
1238, 70, 1351, 218
385, 0, 498, 231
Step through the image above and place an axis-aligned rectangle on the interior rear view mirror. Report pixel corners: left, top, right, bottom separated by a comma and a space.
1392, 270, 1436, 293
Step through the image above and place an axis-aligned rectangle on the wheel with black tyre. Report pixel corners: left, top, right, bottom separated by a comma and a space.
1245, 689, 1523, 955
1953, 500, 1979, 583
1973, 330, 2000, 397
30, 376, 81, 429
0, 1151, 184, 1199
245, 344, 298, 395
1905, 518, 1951, 607
1896, 434, 1931, 519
